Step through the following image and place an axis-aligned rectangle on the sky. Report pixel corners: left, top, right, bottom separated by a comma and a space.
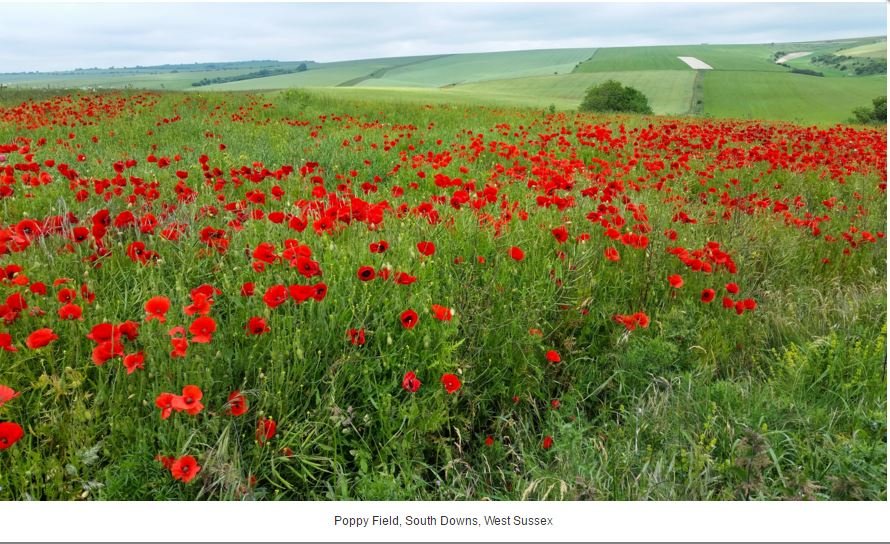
0, 2, 886, 72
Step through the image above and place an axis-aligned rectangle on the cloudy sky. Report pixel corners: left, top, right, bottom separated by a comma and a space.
1, 2, 885, 72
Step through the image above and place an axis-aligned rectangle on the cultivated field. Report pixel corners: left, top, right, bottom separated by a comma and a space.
1, 38, 884, 124
0, 90, 885, 500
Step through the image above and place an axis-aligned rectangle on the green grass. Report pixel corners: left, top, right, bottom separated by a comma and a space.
703, 71, 888, 124
355, 48, 595, 88
452, 71, 696, 114
0, 90, 885, 500
575, 44, 789, 72
199, 56, 445, 91
837, 40, 887, 58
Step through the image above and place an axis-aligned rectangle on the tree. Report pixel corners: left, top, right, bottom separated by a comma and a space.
851, 96, 887, 125
579, 80, 652, 114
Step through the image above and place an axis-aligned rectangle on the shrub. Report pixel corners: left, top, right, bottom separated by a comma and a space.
851, 96, 887, 124
579, 80, 652, 114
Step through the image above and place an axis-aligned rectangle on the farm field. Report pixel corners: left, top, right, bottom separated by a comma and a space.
702, 72, 888, 124
0, 90, 885, 500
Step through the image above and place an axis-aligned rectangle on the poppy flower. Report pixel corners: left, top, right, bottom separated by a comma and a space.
394, 272, 416, 285
545, 350, 561, 363
347, 328, 366, 346
311, 282, 328, 301
542, 435, 554, 450
188, 316, 217, 343
742, 298, 757, 311
170, 455, 201, 483
155, 393, 175, 420
0, 333, 18, 352
369, 240, 389, 253
245, 316, 270, 336
402, 371, 421, 393
726, 282, 740, 294
172, 385, 204, 416
92, 339, 123, 366
183, 292, 212, 316
25, 328, 58, 349
400, 309, 419, 329
155, 454, 175, 470
701, 288, 716, 303
58, 303, 83, 320
170, 337, 188, 358
416, 241, 435, 256
356, 266, 376, 282
241, 282, 255, 297
441, 373, 461, 394
551, 225, 569, 244
0, 385, 20, 408
122, 352, 144, 374
226, 391, 248, 417
722, 297, 734, 309
257, 417, 277, 445
668, 275, 684, 289
144, 296, 170, 322
509, 246, 525, 261
431, 304, 454, 321
484, 435, 495, 447
0, 422, 24, 450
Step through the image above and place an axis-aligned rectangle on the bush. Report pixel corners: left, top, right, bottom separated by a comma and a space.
579, 80, 652, 114
851, 96, 887, 124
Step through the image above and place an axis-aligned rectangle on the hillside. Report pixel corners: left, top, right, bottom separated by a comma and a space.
0, 37, 885, 124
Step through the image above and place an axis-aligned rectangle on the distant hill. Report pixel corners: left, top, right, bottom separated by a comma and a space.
0, 37, 885, 124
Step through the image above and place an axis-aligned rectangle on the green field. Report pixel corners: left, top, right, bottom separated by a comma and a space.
574, 44, 790, 72
703, 72, 887, 123
356, 48, 595, 87
837, 40, 887, 58
0, 38, 885, 125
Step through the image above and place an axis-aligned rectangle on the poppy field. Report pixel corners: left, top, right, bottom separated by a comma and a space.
0, 89, 885, 500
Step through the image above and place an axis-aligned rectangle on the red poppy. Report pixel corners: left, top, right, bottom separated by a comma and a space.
122, 352, 144, 374
188, 316, 217, 343
241, 282, 255, 297
484, 435, 495, 447
542, 435, 554, 450
441, 373, 461, 394
551, 225, 569, 244
416, 241, 435, 256
227, 391, 248, 417
144, 296, 170, 322
369, 240, 389, 253
257, 416, 277, 445
668, 274, 684, 289
261, 284, 289, 309
509, 246, 525, 261
0, 333, 17, 352
245, 316, 270, 336
0, 385, 20, 408
545, 350, 561, 363
722, 296, 734, 309
170, 336, 188, 358
170, 455, 201, 483
431, 304, 453, 321
356, 266, 376, 282
183, 292, 212, 316
394, 272, 417, 285
742, 298, 757, 311
347, 328, 366, 346
155, 393, 175, 420
58, 303, 82, 320
400, 309, 419, 329
25, 328, 58, 349
0, 422, 24, 450
726, 282, 740, 294
155, 454, 175, 470
402, 371, 421, 393
550, 399, 561, 409
701, 288, 716, 303
171, 385, 204, 416
311, 282, 328, 301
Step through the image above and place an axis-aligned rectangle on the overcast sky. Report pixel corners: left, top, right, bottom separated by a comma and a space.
0, 2, 886, 72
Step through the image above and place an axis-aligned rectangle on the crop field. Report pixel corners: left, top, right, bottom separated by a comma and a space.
0, 90, 885, 500
702, 72, 888, 124
836, 40, 887, 58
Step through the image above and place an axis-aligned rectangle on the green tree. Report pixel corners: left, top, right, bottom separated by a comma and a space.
851, 96, 887, 124
579, 80, 652, 114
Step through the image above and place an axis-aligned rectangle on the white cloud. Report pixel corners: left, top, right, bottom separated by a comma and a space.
0, 2, 885, 72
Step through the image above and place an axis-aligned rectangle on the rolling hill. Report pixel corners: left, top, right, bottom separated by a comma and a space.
0, 37, 885, 125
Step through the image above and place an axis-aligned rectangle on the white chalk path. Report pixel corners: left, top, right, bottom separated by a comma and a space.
775, 52, 812, 64
677, 56, 713, 70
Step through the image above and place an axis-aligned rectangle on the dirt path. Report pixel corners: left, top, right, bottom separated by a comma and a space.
775, 52, 812, 64
678, 56, 713, 70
